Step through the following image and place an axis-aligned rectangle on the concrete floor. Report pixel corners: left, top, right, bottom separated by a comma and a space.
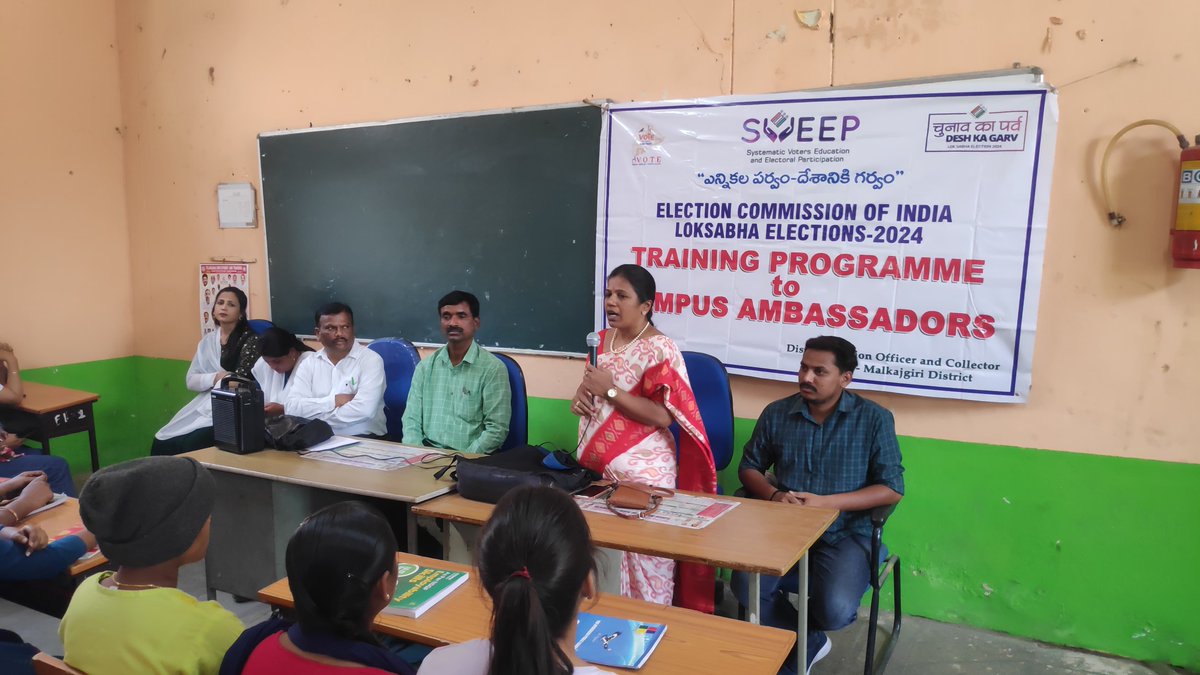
798, 611, 1190, 675
708, 585, 1194, 675
1, 562, 1192, 675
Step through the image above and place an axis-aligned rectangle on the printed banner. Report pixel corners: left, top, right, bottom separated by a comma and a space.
597, 74, 1058, 401
199, 264, 250, 336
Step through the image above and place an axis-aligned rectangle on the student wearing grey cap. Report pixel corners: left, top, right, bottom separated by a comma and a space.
59, 456, 244, 675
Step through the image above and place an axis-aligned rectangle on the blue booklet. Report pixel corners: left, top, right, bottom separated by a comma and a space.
574, 612, 667, 670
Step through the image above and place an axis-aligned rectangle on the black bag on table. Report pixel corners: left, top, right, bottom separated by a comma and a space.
264, 414, 334, 451
454, 445, 599, 504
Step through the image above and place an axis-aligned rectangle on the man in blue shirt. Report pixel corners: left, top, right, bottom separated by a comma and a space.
736, 335, 904, 674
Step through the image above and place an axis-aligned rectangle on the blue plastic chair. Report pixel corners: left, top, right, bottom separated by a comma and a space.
247, 319, 274, 335
672, 351, 735, 492
366, 338, 422, 442
494, 353, 528, 452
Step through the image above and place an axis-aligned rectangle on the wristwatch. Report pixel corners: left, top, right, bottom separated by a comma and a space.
605, 387, 619, 400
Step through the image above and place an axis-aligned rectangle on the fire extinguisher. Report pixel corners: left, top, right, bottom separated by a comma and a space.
1171, 143, 1200, 268
1101, 119, 1199, 268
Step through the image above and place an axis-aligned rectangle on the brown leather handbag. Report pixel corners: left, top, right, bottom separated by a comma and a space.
605, 481, 675, 519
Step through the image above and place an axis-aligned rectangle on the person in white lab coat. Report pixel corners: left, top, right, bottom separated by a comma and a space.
151, 287, 261, 456
250, 327, 314, 418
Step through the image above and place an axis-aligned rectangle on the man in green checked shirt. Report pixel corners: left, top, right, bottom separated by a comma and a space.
402, 291, 511, 454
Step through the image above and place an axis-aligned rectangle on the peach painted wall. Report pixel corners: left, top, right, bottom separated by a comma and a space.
114, 0, 1199, 464
0, 0, 133, 369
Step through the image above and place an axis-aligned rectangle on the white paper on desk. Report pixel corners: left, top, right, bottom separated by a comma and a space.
298, 439, 443, 472
25, 493, 69, 518
299, 436, 361, 454
342, 439, 444, 462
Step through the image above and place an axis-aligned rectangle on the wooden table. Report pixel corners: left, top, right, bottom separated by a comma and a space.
414, 491, 837, 673
23, 497, 107, 576
11, 382, 100, 471
184, 447, 455, 600
258, 553, 797, 675
416, 491, 835, 575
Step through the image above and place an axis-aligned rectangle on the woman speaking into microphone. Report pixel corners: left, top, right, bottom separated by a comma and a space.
571, 263, 717, 611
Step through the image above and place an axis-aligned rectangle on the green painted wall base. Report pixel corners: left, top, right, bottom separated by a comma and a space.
21, 357, 1199, 669
891, 437, 1198, 670
23, 356, 192, 474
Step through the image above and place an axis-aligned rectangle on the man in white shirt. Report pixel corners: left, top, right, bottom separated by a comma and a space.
284, 302, 387, 437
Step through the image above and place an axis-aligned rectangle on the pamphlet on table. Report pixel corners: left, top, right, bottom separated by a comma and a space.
50, 525, 102, 562
575, 492, 739, 529
575, 612, 667, 670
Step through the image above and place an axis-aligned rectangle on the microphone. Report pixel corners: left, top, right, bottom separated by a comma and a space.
586, 332, 601, 366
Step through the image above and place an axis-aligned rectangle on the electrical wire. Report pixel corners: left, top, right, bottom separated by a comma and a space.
1100, 119, 1188, 227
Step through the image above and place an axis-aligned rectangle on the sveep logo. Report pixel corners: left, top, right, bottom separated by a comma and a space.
741, 113, 861, 143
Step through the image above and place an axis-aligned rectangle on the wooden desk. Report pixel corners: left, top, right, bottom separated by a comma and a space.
258, 553, 796, 675
414, 491, 837, 674
23, 498, 107, 576
415, 491, 836, 576
12, 382, 101, 471
184, 447, 455, 600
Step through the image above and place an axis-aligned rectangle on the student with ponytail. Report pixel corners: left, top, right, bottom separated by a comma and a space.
225, 501, 416, 675
417, 486, 613, 675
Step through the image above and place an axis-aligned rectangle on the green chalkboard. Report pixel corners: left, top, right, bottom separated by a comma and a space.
259, 105, 601, 353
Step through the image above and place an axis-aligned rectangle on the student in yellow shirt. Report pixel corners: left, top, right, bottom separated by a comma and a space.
59, 456, 244, 674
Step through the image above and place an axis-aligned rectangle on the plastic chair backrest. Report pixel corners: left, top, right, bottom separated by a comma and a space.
366, 338, 422, 441
672, 351, 735, 474
247, 319, 274, 335
494, 352, 528, 452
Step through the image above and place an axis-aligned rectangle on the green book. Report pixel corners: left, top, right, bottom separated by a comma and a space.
384, 562, 470, 618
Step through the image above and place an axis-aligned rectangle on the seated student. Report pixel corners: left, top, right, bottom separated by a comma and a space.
286, 302, 387, 437
0, 468, 93, 675
0, 472, 96, 618
0, 342, 25, 407
0, 521, 92, 579
0, 471, 94, 581
401, 290, 511, 454
0, 423, 75, 497
0, 472, 53, 530
152, 287, 262, 456
251, 326, 315, 417
60, 456, 244, 675
222, 501, 415, 675
417, 486, 613, 675
0, 344, 76, 496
